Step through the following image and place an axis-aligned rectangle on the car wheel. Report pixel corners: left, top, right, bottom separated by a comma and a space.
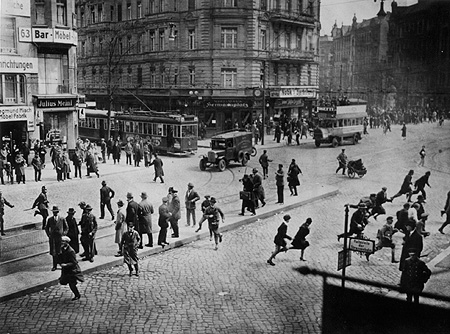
199, 158, 207, 171
251, 147, 257, 157
315, 140, 321, 147
332, 138, 339, 148
218, 159, 226, 171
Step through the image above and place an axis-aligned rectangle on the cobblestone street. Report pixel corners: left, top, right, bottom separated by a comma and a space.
1, 122, 450, 333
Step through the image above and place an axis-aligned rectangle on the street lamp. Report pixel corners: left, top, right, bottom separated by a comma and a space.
189, 90, 200, 116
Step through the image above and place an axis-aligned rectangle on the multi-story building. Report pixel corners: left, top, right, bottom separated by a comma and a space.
318, 35, 333, 97
388, 0, 450, 111
76, 0, 320, 134
0, 0, 78, 149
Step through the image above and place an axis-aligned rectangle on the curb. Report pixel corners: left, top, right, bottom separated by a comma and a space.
0, 188, 338, 303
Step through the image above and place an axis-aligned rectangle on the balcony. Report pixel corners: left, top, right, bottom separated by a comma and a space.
269, 48, 315, 63
268, 9, 316, 28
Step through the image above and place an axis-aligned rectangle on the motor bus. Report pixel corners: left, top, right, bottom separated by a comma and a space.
313, 99, 367, 148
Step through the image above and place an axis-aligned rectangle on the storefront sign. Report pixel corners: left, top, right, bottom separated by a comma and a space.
0, 55, 38, 73
204, 100, 252, 109
36, 97, 77, 109
271, 86, 318, 99
18, 27, 78, 45
0, 106, 33, 122
2, 0, 30, 17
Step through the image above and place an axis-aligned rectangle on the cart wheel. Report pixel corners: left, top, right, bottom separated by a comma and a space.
250, 147, 257, 157
218, 159, 226, 172
348, 169, 356, 178
241, 154, 248, 166
199, 158, 207, 171
315, 140, 321, 147
332, 138, 339, 148
358, 172, 365, 178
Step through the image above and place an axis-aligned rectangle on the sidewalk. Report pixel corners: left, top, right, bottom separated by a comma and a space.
0, 184, 339, 302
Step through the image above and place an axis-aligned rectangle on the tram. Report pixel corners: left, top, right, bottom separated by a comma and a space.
79, 109, 198, 155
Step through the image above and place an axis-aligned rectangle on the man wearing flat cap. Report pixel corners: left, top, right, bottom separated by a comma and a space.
99, 180, 115, 220
185, 182, 200, 227
138, 192, 154, 248
45, 206, 68, 271
338, 203, 368, 241
79, 204, 98, 262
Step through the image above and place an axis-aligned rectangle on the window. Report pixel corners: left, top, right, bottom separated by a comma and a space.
35, 0, 45, 25
127, 67, 133, 87
38, 53, 69, 95
127, 36, 132, 53
91, 5, 96, 23
127, 3, 131, 20
298, 0, 303, 13
274, 64, 279, 85
137, 34, 143, 53
221, 68, 237, 88
189, 67, 195, 86
110, 5, 114, 21
188, 29, 196, 49
259, 29, 266, 50
81, 41, 86, 57
149, 30, 155, 51
150, 66, 156, 87
98, 4, 103, 22
287, 0, 292, 11
80, 8, 85, 26
159, 29, 165, 51
260, 67, 264, 87
159, 0, 164, 12
92, 68, 97, 86
137, 67, 143, 85
173, 68, 178, 86
307, 65, 312, 85
117, 4, 122, 21
57, 0, 67, 25
118, 38, 123, 54
99, 37, 103, 54
0, 75, 26, 104
0, 17, 16, 54
160, 66, 165, 86
188, 0, 195, 11
173, 1, 177, 11
223, 0, 237, 6
221, 28, 237, 48
149, 0, 155, 13
297, 66, 301, 85
137, 1, 142, 18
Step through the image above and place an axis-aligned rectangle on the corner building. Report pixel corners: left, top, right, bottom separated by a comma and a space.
0, 0, 78, 149
76, 0, 320, 134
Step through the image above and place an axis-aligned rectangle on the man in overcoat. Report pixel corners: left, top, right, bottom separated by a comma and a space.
157, 197, 171, 247
32, 185, 49, 229
258, 150, 272, 179
0, 190, 14, 235
45, 206, 68, 271
399, 221, 423, 271
150, 153, 164, 183
79, 204, 98, 262
125, 192, 139, 226
138, 192, 154, 248
251, 168, 266, 208
185, 182, 200, 227
169, 189, 180, 238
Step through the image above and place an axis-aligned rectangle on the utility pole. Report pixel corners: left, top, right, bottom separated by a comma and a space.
262, 61, 266, 145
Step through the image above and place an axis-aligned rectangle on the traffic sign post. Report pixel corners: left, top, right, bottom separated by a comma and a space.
337, 249, 351, 271
348, 238, 375, 254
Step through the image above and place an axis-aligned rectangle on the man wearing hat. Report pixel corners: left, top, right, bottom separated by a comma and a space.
258, 150, 272, 179
336, 149, 347, 175
157, 197, 171, 247
45, 206, 68, 271
399, 220, 423, 272
99, 180, 115, 220
0, 190, 14, 236
114, 199, 126, 256
251, 168, 266, 208
204, 197, 224, 250
138, 192, 154, 248
438, 190, 450, 234
149, 153, 164, 183
65, 208, 79, 254
59, 236, 84, 300
367, 216, 398, 263
168, 189, 180, 238
32, 185, 49, 229
416, 213, 430, 238
79, 204, 98, 262
400, 248, 431, 304
371, 187, 392, 220
185, 182, 200, 227
338, 203, 369, 241
412, 195, 426, 220
125, 192, 139, 227
267, 214, 292, 266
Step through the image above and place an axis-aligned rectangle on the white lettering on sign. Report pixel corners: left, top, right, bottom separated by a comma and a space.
348, 238, 375, 253
0, 56, 38, 73
0, 106, 33, 122
2, 0, 30, 17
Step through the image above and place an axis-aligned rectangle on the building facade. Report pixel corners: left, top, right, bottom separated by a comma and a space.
0, 0, 78, 149
76, 0, 320, 134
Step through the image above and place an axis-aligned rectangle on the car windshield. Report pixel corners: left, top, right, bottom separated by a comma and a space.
211, 140, 226, 150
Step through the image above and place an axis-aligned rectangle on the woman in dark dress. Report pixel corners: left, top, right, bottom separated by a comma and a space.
65, 208, 79, 253
287, 159, 302, 196
59, 236, 84, 300
239, 174, 255, 216
290, 218, 312, 261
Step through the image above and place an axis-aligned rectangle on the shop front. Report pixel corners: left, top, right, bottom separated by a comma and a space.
270, 86, 318, 121
33, 95, 78, 148
0, 106, 34, 148
199, 98, 254, 135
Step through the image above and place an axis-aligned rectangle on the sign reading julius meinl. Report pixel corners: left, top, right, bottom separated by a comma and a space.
36, 97, 77, 109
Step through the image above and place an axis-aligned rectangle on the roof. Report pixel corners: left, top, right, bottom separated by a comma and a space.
212, 130, 251, 140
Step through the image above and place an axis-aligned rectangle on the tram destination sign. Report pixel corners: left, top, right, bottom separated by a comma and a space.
348, 238, 375, 254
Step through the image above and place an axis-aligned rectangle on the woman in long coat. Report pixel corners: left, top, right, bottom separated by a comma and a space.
65, 208, 79, 254
59, 236, 84, 300
114, 200, 126, 256
287, 159, 302, 196
120, 222, 141, 276
290, 218, 312, 261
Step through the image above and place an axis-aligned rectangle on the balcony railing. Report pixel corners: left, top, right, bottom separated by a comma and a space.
269, 48, 315, 62
268, 9, 316, 26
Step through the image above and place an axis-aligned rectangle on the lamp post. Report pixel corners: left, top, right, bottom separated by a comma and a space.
189, 90, 199, 116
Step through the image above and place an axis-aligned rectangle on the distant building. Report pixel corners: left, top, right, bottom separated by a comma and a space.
75, 0, 320, 134
318, 35, 333, 98
0, 0, 78, 148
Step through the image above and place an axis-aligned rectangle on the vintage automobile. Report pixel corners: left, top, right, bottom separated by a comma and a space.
199, 130, 257, 171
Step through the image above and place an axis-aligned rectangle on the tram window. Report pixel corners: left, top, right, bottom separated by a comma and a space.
157, 124, 163, 135
163, 124, 167, 136
110, 120, 115, 130
182, 125, 197, 137
138, 122, 143, 134
173, 125, 180, 138
125, 121, 131, 132
338, 120, 343, 127
143, 123, 147, 134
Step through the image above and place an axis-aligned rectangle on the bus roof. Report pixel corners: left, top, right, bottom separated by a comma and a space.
212, 130, 251, 139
